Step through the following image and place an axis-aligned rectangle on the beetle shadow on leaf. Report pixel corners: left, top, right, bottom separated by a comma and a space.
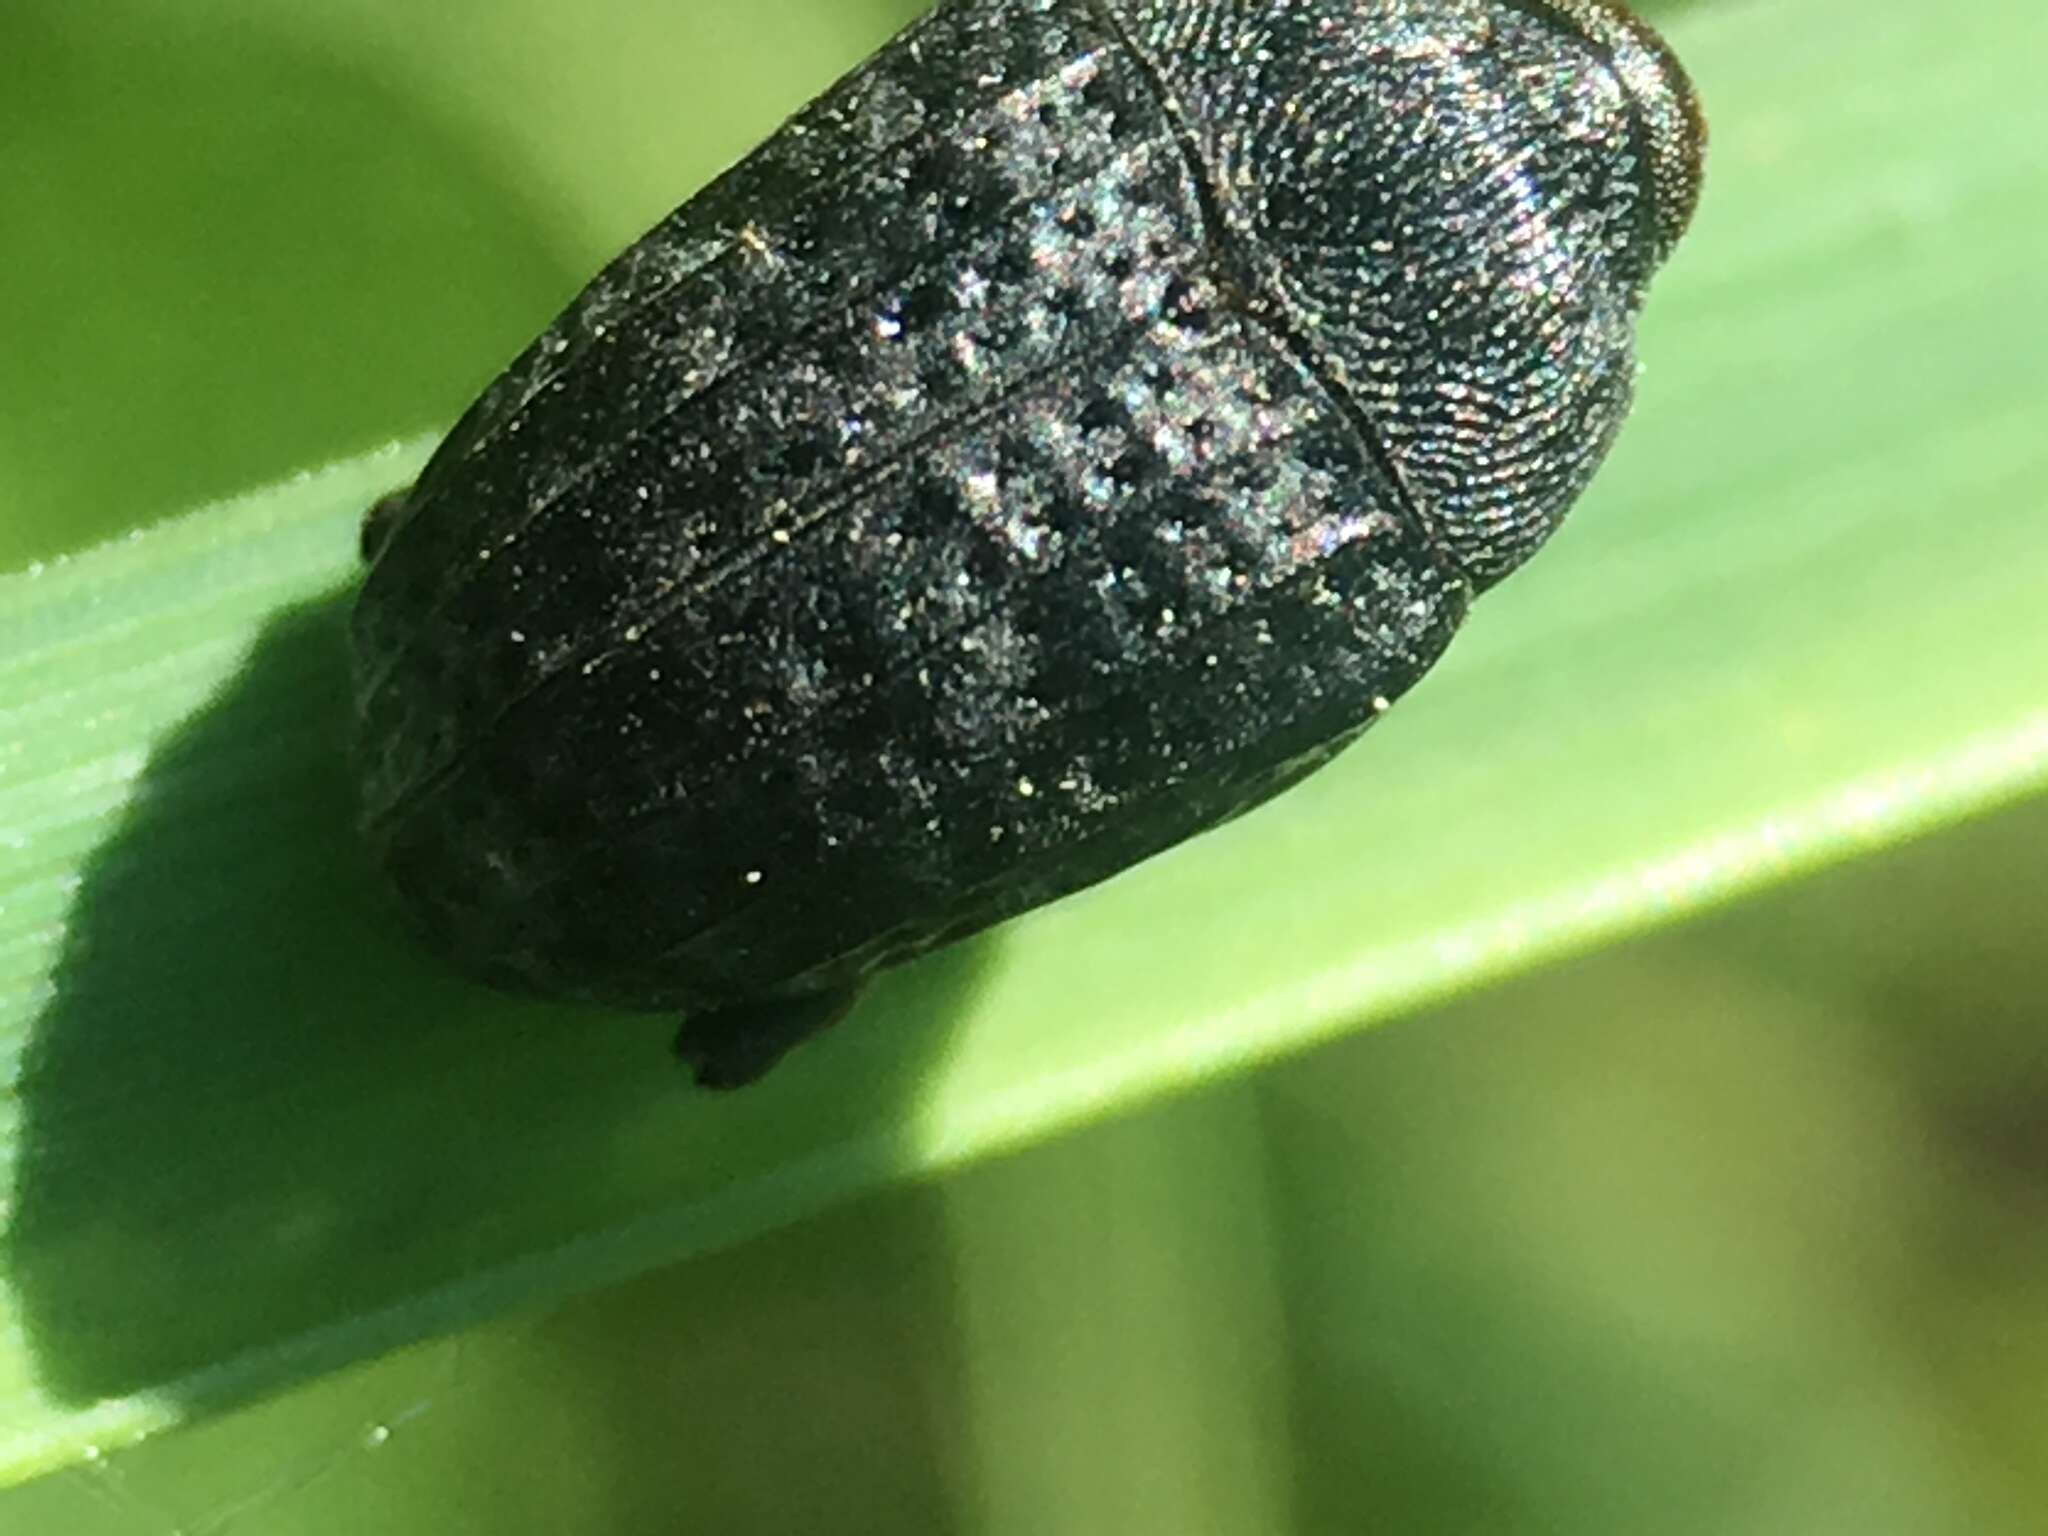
4, 589, 992, 1410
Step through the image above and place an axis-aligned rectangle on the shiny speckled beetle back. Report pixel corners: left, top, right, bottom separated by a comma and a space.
352, 0, 1704, 1086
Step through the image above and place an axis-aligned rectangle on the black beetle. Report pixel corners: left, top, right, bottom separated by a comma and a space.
352, 0, 1704, 1086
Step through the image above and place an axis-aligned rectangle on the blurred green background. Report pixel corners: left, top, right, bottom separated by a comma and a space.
4, 0, 2046, 1530
0, 0, 924, 572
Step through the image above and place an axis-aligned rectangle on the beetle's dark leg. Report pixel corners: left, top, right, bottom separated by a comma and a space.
361, 488, 413, 564
674, 986, 864, 1090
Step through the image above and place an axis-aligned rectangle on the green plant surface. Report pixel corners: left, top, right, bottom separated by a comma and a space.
3, 0, 2047, 1495
8, 762, 2048, 1535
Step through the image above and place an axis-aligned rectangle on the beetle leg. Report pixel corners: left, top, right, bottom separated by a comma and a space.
673, 985, 864, 1089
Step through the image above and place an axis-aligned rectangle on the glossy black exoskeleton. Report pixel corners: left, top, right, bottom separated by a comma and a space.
352, 0, 1704, 1085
